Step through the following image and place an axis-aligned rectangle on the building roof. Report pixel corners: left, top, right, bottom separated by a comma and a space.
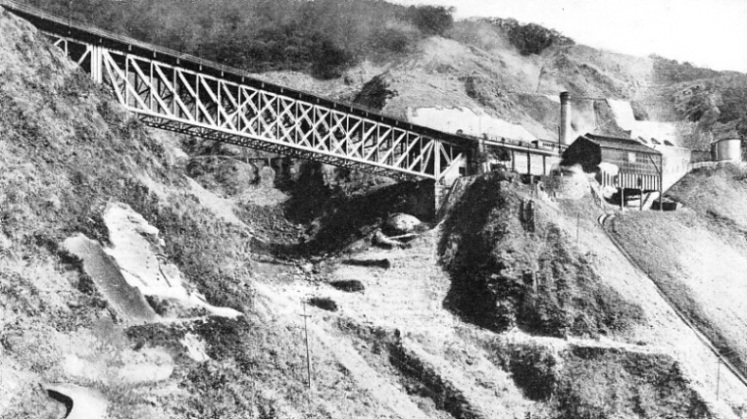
582, 134, 661, 155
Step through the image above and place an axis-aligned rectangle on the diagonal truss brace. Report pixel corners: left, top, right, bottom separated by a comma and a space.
44, 33, 468, 181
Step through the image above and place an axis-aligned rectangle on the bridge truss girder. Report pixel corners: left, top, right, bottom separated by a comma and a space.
47, 34, 468, 181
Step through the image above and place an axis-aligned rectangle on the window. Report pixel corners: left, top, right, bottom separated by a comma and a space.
627, 152, 637, 163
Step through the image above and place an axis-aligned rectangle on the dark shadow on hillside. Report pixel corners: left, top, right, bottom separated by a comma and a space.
269, 162, 436, 257
437, 173, 515, 332
341, 259, 391, 269
438, 173, 645, 338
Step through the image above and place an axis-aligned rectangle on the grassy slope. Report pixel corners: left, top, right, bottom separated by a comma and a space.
435, 174, 730, 418
611, 164, 747, 387
0, 10, 392, 418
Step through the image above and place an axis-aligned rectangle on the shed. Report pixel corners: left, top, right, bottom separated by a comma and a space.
561, 134, 662, 191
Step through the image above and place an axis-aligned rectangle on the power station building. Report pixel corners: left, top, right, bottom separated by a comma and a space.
561, 133, 662, 191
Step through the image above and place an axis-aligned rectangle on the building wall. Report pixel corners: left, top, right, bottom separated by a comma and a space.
713, 139, 742, 162
660, 147, 692, 191
600, 148, 661, 178
511, 151, 552, 176
616, 172, 660, 191
405, 107, 539, 141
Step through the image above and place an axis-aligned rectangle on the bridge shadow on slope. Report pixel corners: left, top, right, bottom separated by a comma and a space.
270, 162, 436, 257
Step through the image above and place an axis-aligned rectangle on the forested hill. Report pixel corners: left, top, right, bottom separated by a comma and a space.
26, 0, 456, 78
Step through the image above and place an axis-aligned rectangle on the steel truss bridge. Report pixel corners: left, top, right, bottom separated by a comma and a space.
2, 1, 559, 183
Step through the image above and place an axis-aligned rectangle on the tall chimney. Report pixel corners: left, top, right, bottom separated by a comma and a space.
559, 91, 572, 146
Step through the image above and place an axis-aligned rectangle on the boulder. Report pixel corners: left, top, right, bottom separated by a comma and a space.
186, 156, 257, 196
384, 213, 421, 235
258, 165, 276, 187
308, 297, 338, 312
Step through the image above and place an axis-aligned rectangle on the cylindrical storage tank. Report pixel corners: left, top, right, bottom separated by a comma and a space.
712, 138, 742, 162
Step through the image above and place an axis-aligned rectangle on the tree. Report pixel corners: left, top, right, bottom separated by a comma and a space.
408, 5, 454, 36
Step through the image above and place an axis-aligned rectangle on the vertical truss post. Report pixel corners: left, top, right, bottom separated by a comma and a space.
434, 143, 441, 182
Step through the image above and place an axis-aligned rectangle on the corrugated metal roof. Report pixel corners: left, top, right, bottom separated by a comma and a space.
583, 134, 661, 154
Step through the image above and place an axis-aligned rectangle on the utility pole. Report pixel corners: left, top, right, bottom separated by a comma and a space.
648, 155, 663, 212
301, 301, 313, 392
716, 357, 721, 400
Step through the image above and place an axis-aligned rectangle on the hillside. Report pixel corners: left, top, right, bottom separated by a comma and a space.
4, 2, 747, 419
352, 18, 747, 152
610, 164, 747, 389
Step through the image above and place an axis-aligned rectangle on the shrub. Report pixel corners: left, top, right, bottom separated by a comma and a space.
507, 22, 572, 56
406, 5, 454, 36
311, 38, 353, 79
308, 296, 338, 312
506, 342, 559, 401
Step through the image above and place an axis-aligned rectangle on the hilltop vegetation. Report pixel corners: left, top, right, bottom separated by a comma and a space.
487, 17, 575, 56
25, 0, 454, 78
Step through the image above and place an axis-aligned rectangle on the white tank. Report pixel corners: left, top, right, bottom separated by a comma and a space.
712, 139, 742, 162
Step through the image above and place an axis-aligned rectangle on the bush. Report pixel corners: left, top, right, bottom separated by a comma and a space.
308, 296, 338, 312
507, 22, 572, 56
329, 280, 365, 293
372, 26, 413, 54
311, 38, 353, 79
506, 342, 558, 401
406, 5, 454, 36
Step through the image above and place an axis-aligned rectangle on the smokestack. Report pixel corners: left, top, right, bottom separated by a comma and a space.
559, 91, 572, 146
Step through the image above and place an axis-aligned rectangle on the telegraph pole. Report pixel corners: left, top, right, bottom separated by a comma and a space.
716, 357, 721, 400
301, 301, 312, 392
648, 155, 663, 212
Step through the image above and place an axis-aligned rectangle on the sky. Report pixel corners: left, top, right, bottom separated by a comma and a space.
391, 0, 747, 73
